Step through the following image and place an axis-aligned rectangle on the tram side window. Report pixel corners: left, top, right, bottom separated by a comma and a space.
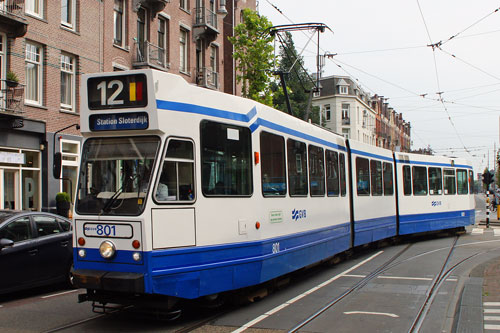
309, 145, 325, 196
469, 170, 474, 194
412, 166, 428, 196
403, 165, 411, 195
326, 150, 339, 196
201, 121, 252, 196
287, 139, 308, 196
260, 132, 286, 196
383, 162, 393, 195
156, 139, 195, 202
370, 160, 383, 196
457, 169, 468, 195
356, 157, 370, 196
340, 153, 347, 196
428, 167, 442, 195
444, 169, 456, 195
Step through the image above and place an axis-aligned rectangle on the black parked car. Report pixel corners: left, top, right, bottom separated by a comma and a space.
0, 210, 73, 294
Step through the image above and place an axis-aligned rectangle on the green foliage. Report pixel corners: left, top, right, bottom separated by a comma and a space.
228, 9, 274, 106
6, 71, 19, 83
271, 32, 321, 124
56, 192, 70, 203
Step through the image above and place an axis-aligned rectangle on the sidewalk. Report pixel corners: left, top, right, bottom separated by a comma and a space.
455, 221, 500, 332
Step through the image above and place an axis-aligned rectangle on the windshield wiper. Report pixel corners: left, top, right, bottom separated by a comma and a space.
100, 175, 137, 214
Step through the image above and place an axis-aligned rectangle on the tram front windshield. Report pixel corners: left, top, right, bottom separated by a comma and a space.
76, 136, 160, 216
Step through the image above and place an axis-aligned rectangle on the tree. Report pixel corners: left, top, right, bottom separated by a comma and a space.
271, 32, 321, 124
229, 9, 274, 106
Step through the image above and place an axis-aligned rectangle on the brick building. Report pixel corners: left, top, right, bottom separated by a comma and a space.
0, 0, 255, 212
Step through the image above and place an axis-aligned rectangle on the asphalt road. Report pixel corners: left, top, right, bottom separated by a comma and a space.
0, 195, 497, 333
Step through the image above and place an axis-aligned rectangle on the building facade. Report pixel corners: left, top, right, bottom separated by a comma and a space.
313, 75, 411, 152
0, 0, 255, 212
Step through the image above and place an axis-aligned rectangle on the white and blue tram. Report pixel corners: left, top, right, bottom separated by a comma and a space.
72, 69, 474, 308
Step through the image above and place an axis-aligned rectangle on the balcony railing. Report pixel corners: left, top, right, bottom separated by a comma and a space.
196, 67, 219, 90
133, 40, 167, 69
0, 0, 24, 18
342, 117, 350, 125
0, 81, 25, 115
194, 6, 218, 30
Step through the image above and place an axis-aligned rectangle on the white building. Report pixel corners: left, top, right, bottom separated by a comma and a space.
313, 75, 376, 145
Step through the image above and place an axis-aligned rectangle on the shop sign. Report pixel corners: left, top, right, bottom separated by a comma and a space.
0, 152, 25, 164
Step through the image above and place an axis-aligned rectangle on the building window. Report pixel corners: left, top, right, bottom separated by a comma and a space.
341, 128, 350, 139
26, 0, 43, 18
339, 85, 348, 94
61, 0, 76, 29
260, 132, 286, 197
60, 140, 80, 203
324, 104, 331, 121
60, 53, 75, 112
114, 0, 126, 47
25, 42, 43, 105
342, 104, 350, 120
179, 29, 188, 73
158, 17, 168, 66
209, 44, 218, 86
180, 0, 189, 11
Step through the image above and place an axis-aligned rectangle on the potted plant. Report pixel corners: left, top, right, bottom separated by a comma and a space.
6, 71, 19, 87
56, 192, 71, 218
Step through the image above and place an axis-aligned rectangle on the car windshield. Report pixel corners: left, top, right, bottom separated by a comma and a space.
76, 136, 160, 216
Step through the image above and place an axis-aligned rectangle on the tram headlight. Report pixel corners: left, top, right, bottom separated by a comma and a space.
78, 249, 86, 258
99, 240, 116, 259
132, 252, 141, 262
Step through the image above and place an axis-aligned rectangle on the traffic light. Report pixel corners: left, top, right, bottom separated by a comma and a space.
482, 171, 494, 185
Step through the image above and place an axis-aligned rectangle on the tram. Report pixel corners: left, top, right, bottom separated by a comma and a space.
69, 69, 474, 310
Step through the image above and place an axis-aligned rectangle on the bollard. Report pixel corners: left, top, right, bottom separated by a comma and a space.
487, 191, 490, 228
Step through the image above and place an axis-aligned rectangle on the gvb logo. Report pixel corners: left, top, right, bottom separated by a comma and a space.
431, 201, 442, 207
292, 209, 307, 221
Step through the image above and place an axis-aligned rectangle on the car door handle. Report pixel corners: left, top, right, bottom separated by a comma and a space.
29, 249, 38, 256
60, 241, 69, 247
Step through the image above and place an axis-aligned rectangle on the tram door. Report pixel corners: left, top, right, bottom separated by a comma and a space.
152, 139, 196, 249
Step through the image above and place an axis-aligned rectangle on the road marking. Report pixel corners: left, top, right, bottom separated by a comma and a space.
485, 302, 500, 307
344, 274, 456, 282
472, 228, 484, 235
41, 289, 79, 299
485, 324, 500, 330
495, 229, 500, 237
231, 251, 384, 333
485, 316, 500, 321
344, 311, 399, 318
0, 305, 3, 308
485, 309, 500, 314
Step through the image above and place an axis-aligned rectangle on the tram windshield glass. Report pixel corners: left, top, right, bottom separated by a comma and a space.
76, 136, 160, 215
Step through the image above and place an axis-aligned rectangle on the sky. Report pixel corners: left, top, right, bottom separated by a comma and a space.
257, 0, 500, 174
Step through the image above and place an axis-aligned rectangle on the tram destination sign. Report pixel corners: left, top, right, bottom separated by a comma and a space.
87, 74, 148, 110
89, 112, 149, 131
